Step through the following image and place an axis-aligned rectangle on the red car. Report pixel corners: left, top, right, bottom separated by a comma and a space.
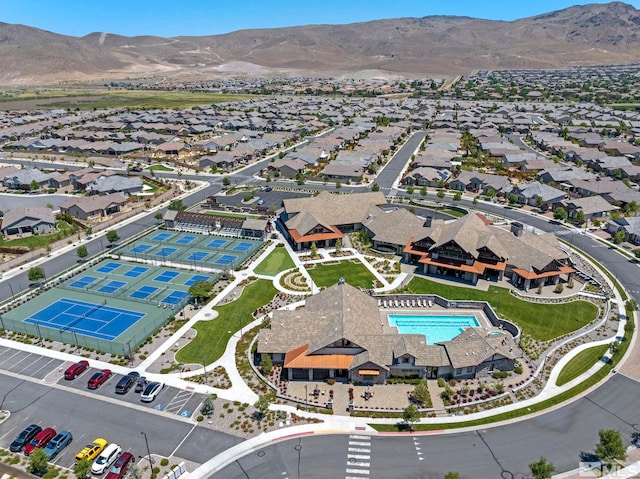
87, 369, 112, 389
64, 360, 89, 380
105, 452, 134, 479
24, 427, 56, 455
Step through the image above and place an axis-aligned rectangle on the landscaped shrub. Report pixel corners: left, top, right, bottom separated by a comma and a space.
492, 371, 509, 379
437, 377, 446, 388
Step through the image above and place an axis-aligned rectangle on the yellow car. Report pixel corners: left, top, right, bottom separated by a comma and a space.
75, 438, 107, 463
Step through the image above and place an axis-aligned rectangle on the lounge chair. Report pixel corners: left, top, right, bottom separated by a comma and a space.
428, 300, 433, 307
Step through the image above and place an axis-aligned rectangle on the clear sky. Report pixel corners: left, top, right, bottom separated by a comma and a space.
3, 1, 640, 37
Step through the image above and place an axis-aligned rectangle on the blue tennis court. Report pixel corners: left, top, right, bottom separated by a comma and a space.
176, 235, 196, 244
154, 271, 180, 283
69, 276, 99, 289
130, 285, 158, 300
161, 291, 189, 305
24, 297, 145, 341
152, 232, 173, 241
207, 239, 228, 248
130, 244, 152, 254
215, 254, 237, 265
97, 280, 127, 294
233, 242, 254, 251
123, 266, 149, 278
155, 247, 178, 257
185, 275, 210, 286
186, 251, 209, 261
96, 262, 121, 273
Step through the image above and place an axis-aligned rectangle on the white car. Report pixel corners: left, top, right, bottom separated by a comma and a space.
91, 443, 122, 475
140, 381, 164, 402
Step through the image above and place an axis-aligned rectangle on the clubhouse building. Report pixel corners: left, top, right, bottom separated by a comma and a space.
257, 282, 520, 383
279, 192, 574, 291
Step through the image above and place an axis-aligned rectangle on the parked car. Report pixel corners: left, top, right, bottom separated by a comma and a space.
75, 438, 107, 463
115, 372, 139, 394
64, 360, 89, 380
105, 452, 135, 479
140, 381, 164, 402
134, 376, 148, 393
264, 187, 273, 192
43, 430, 73, 459
91, 443, 122, 475
24, 427, 56, 456
9, 424, 42, 453
87, 369, 112, 390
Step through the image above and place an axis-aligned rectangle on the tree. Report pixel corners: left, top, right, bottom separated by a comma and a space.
595, 429, 626, 467
106, 230, 120, 245
188, 280, 213, 304
529, 456, 555, 479
553, 207, 568, 222
371, 183, 380, 192
407, 186, 414, 194
30, 179, 40, 191
28, 267, 45, 283
254, 394, 271, 420
168, 199, 187, 211
222, 176, 231, 186
260, 354, 273, 375
444, 473, 461, 479
420, 186, 427, 197
535, 195, 543, 209
402, 404, 420, 431
310, 242, 318, 258
437, 190, 445, 200
28, 448, 49, 476
335, 238, 342, 255
155, 213, 163, 221
574, 209, 585, 225
74, 458, 92, 479
335, 181, 342, 189
76, 245, 88, 260
201, 393, 217, 416
508, 193, 517, 205
612, 230, 626, 245
453, 192, 462, 202
412, 381, 430, 405
472, 196, 479, 205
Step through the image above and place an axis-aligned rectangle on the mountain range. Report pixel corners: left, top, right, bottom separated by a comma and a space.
2, 2, 640, 85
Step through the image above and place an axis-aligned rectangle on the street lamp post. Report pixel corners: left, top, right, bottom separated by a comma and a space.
304, 385, 308, 412
202, 357, 207, 384
140, 431, 155, 479
72, 331, 79, 352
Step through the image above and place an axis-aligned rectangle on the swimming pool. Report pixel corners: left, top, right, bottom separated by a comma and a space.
388, 314, 479, 345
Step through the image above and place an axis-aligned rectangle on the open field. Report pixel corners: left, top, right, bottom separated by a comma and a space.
254, 246, 295, 277
0, 89, 257, 110
306, 260, 376, 289
404, 277, 599, 341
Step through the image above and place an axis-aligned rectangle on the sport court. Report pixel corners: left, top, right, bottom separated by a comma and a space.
121, 231, 262, 269
2, 259, 217, 354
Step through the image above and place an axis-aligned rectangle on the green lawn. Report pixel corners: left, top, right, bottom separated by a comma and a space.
306, 260, 376, 289
146, 164, 174, 171
176, 279, 277, 365
556, 344, 610, 386
405, 277, 598, 341
254, 247, 295, 276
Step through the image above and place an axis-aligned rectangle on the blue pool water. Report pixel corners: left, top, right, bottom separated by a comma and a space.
388, 314, 479, 345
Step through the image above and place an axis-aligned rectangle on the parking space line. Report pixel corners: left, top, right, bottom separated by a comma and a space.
164, 390, 194, 414
29, 358, 59, 378
8, 352, 34, 371
0, 349, 22, 366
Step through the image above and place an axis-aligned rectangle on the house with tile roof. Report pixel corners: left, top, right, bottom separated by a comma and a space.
257, 282, 520, 383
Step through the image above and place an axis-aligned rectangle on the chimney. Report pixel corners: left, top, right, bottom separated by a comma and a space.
423, 216, 433, 227
511, 221, 524, 237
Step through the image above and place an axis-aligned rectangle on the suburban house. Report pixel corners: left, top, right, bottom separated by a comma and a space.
256, 282, 520, 383
448, 171, 512, 196
607, 217, 640, 245
1, 168, 55, 190
563, 196, 618, 223
60, 192, 128, 221
510, 181, 565, 209
86, 175, 143, 196
1, 207, 56, 236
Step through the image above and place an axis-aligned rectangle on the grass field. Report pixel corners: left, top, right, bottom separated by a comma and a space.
556, 344, 610, 386
404, 277, 598, 341
2, 220, 78, 250
254, 247, 295, 276
306, 260, 376, 289
146, 164, 174, 171
0, 89, 257, 110
176, 279, 277, 365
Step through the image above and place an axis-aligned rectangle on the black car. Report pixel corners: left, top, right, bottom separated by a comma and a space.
134, 376, 147, 393
10, 424, 42, 452
115, 372, 140, 394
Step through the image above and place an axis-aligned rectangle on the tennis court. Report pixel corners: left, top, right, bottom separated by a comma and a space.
1, 259, 219, 354
119, 231, 263, 270
25, 298, 145, 341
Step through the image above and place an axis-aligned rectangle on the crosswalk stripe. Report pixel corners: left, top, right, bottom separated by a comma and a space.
347, 454, 370, 460
346, 469, 370, 475
350, 435, 370, 440
348, 447, 371, 453
349, 441, 370, 447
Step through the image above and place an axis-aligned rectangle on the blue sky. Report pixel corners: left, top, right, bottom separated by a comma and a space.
3, 1, 639, 37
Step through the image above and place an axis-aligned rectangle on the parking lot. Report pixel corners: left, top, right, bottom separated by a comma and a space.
0, 346, 204, 418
